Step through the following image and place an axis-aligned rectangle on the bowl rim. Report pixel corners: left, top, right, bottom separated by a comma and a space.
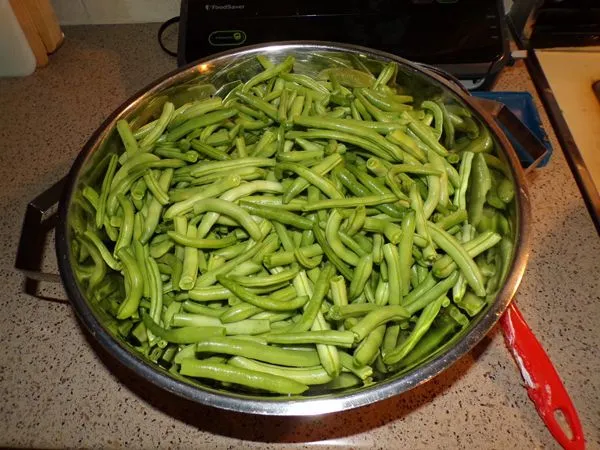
56, 40, 531, 416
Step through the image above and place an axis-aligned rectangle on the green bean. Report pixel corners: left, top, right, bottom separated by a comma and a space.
228, 356, 331, 385
82, 186, 100, 211
140, 102, 175, 150
421, 101, 443, 140
330, 275, 349, 307
251, 310, 296, 324
432, 230, 502, 278
277, 149, 324, 162
304, 193, 401, 212
344, 205, 367, 236
398, 212, 415, 296
353, 324, 385, 366
181, 360, 308, 394
263, 330, 354, 347
217, 276, 308, 311
162, 300, 181, 329
354, 90, 400, 123
404, 271, 460, 315
422, 164, 441, 220
287, 128, 395, 161
167, 231, 237, 249
326, 210, 360, 266
497, 177, 515, 204
166, 108, 237, 142
372, 276, 389, 305
264, 244, 323, 267
326, 303, 379, 321
395, 312, 460, 369
154, 148, 198, 163
278, 162, 343, 200
116, 120, 139, 156
168, 97, 223, 130
243, 56, 294, 93
240, 196, 306, 212
293, 115, 409, 162
452, 223, 474, 304
190, 139, 230, 161
382, 244, 402, 305
409, 184, 437, 261
109, 160, 185, 216
405, 114, 449, 157
96, 154, 118, 228
115, 248, 144, 319
382, 324, 400, 356
149, 236, 174, 259
173, 313, 269, 334
483, 153, 510, 177
179, 223, 199, 290
146, 255, 163, 328
235, 92, 278, 121
337, 351, 372, 381
463, 124, 493, 153
82, 230, 121, 271
383, 295, 444, 364
456, 291, 486, 317
359, 218, 398, 245
111, 196, 133, 255
76, 237, 106, 288
142, 312, 225, 344
335, 168, 404, 218
454, 151, 474, 210
195, 337, 320, 366
311, 223, 352, 280
143, 170, 169, 205
220, 303, 263, 323
350, 305, 410, 342
111, 152, 159, 188
230, 268, 298, 289
223, 319, 271, 335
195, 181, 282, 238
283, 264, 332, 332
428, 222, 485, 296
191, 198, 263, 241
311, 310, 341, 377
435, 209, 468, 230
430, 151, 449, 208
282, 154, 343, 203
281, 72, 330, 95
468, 153, 492, 227
239, 201, 313, 230
386, 129, 427, 162
164, 174, 241, 219
338, 231, 368, 257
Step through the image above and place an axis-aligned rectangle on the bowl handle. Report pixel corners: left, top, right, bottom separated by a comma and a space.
471, 97, 549, 173
15, 177, 66, 283
501, 303, 585, 450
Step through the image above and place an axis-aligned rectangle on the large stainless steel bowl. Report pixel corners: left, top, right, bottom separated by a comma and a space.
55, 42, 532, 415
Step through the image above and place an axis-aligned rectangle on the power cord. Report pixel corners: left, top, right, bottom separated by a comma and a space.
158, 16, 180, 57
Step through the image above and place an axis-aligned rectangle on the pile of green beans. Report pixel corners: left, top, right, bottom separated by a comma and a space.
72, 55, 515, 396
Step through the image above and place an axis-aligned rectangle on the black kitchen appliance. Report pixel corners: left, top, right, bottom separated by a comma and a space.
178, 0, 510, 89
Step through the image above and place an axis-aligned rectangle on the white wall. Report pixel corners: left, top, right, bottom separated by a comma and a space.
50, 0, 180, 25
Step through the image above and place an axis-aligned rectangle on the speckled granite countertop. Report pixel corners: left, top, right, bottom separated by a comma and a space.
0, 24, 598, 450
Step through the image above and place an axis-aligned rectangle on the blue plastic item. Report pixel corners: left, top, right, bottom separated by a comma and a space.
472, 91, 553, 167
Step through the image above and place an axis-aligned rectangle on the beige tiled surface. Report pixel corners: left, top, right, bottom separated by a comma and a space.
0, 24, 599, 449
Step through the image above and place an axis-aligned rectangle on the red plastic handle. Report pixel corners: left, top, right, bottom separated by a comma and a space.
500, 302, 585, 450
